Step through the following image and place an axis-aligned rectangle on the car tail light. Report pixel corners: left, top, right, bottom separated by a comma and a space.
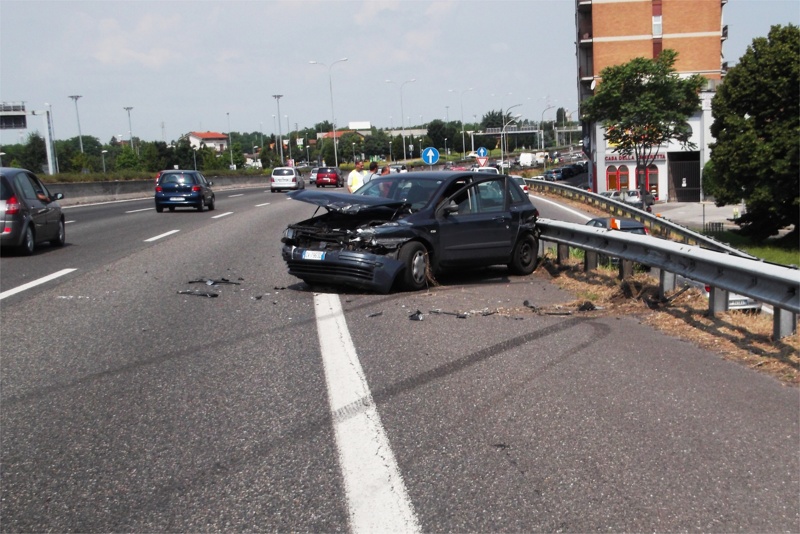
5, 196, 20, 215
192, 185, 201, 192
155, 186, 162, 192
610, 218, 621, 230
704, 284, 711, 293
644, 227, 650, 235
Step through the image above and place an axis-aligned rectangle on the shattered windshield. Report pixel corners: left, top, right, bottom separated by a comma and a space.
355, 177, 444, 210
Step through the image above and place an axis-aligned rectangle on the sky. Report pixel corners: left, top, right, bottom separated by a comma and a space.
1, 0, 798, 147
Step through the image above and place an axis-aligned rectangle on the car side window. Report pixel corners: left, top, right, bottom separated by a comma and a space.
476, 179, 505, 212
507, 179, 526, 203
14, 173, 39, 200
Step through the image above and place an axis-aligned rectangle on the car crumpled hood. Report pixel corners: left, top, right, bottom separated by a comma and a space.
287, 189, 406, 214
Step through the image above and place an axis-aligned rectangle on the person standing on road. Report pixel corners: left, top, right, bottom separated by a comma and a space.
365, 161, 380, 184
346, 161, 366, 193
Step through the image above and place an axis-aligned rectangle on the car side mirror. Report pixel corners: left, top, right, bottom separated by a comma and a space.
442, 200, 459, 215
53, 193, 64, 201
207, 180, 214, 186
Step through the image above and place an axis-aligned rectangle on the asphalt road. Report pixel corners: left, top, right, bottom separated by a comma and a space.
1, 186, 798, 532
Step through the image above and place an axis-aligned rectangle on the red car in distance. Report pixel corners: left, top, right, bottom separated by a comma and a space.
315, 167, 342, 188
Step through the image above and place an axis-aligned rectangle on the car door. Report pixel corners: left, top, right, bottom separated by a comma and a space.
14, 171, 55, 241
436, 176, 517, 267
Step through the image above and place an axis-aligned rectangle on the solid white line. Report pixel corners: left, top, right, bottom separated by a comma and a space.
65, 220, 76, 224
125, 207, 153, 213
255, 202, 271, 207
211, 212, 233, 219
314, 293, 420, 534
144, 230, 179, 242
228, 193, 244, 198
531, 194, 592, 221
0, 268, 77, 300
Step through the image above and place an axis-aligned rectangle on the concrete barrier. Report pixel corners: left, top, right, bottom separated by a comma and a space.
50, 174, 268, 206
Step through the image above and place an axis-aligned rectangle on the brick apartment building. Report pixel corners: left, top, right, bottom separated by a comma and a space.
576, 0, 727, 201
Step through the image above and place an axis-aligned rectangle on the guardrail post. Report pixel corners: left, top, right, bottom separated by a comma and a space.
557, 244, 570, 265
584, 250, 598, 271
619, 259, 633, 279
659, 270, 676, 300
708, 286, 730, 315
773, 309, 798, 339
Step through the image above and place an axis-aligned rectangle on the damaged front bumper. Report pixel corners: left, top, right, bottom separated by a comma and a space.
282, 245, 405, 293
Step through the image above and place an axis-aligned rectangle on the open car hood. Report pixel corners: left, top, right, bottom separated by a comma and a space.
287, 189, 407, 213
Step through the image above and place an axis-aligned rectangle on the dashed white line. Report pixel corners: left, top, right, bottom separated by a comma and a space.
126, 207, 154, 213
255, 202, 271, 207
144, 230, 179, 242
211, 212, 233, 219
314, 293, 420, 534
0, 268, 77, 300
228, 193, 244, 198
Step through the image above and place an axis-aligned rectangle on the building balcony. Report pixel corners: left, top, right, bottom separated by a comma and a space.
721, 24, 728, 41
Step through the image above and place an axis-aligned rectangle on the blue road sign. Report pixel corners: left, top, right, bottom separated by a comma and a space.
422, 147, 440, 165
476, 147, 488, 157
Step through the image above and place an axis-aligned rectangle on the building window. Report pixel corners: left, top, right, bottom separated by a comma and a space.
652, 15, 662, 38
653, 38, 663, 58
618, 165, 630, 190
606, 165, 618, 190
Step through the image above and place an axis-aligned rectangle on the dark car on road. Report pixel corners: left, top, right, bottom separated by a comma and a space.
0, 167, 66, 254
154, 170, 215, 212
315, 167, 343, 187
586, 216, 648, 234
281, 171, 540, 293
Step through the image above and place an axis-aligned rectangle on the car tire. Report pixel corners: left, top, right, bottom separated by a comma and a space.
169, 206, 175, 212
19, 225, 35, 255
197, 198, 205, 212
508, 233, 538, 275
51, 219, 66, 247
155, 204, 164, 213
208, 196, 215, 211
398, 241, 429, 291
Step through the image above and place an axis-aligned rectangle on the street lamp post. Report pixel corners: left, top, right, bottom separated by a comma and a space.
124, 106, 134, 154
352, 142, 356, 163
502, 104, 523, 170
45, 102, 59, 173
193, 147, 197, 170
101, 150, 108, 173
449, 88, 473, 158
286, 115, 293, 164
226, 112, 234, 168
444, 138, 448, 161
272, 96, 284, 163
540, 105, 555, 151
310, 58, 348, 167
68, 95, 84, 153
386, 78, 416, 161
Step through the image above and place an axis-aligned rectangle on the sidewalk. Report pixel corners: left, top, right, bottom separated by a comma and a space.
650, 201, 743, 231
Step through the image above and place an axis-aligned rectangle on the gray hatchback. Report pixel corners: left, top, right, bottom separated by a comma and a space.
0, 167, 66, 255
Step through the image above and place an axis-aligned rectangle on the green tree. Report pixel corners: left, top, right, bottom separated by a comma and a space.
115, 146, 140, 171
705, 24, 799, 240
20, 133, 48, 173
582, 49, 705, 190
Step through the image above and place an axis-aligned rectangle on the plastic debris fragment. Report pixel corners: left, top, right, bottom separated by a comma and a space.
177, 290, 219, 298
367, 311, 383, 318
578, 301, 596, 311
409, 310, 424, 321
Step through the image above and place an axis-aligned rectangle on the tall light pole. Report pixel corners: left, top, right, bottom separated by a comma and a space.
502, 104, 522, 168
386, 78, 415, 161
101, 149, 108, 173
286, 114, 292, 163
540, 105, 555, 151
310, 58, 348, 167
449, 88, 473, 158
123, 106, 134, 154
272, 96, 284, 163
226, 112, 234, 168
68, 95, 83, 153
193, 147, 197, 170
45, 102, 59, 173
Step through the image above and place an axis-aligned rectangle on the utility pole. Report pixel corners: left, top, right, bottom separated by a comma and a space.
68, 95, 83, 153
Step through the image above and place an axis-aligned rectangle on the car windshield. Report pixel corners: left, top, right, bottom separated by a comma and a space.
355, 176, 444, 210
161, 173, 195, 184
274, 169, 294, 176
0, 176, 12, 200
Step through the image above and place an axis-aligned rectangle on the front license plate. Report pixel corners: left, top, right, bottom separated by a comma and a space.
303, 250, 325, 260
170, 197, 184, 201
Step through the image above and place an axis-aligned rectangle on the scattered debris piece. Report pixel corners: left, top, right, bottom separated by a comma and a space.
577, 301, 596, 311
367, 311, 383, 318
409, 310, 424, 321
188, 277, 241, 286
544, 310, 572, 316
522, 300, 539, 312
177, 290, 219, 298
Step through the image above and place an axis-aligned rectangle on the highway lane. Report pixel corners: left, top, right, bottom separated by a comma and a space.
1, 187, 798, 531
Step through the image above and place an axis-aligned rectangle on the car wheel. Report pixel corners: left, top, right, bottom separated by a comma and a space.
508, 233, 538, 275
208, 196, 216, 211
169, 206, 175, 212
19, 225, 35, 255
197, 198, 205, 212
398, 241, 429, 291
271, 189, 276, 193
51, 219, 66, 247
155, 204, 164, 213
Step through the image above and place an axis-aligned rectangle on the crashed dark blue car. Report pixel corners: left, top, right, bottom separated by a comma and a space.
281, 171, 540, 293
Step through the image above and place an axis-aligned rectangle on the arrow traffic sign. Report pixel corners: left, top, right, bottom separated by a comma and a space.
477, 157, 489, 167
422, 147, 440, 165
476, 147, 488, 158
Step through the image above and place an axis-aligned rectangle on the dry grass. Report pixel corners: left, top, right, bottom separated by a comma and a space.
527, 256, 799, 386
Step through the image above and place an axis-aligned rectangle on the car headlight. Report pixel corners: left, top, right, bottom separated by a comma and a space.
283, 228, 296, 240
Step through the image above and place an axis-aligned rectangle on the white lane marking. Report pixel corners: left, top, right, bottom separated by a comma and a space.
314, 293, 420, 534
61, 197, 151, 209
255, 202, 271, 207
65, 220, 76, 224
144, 230, 179, 242
228, 193, 244, 198
0, 268, 77, 300
125, 207, 153, 213
211, 212, 233, 219
531, 194, 592, 221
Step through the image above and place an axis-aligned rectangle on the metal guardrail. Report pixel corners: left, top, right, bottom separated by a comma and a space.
527, 179, 758, 259
536, 218, 800, 339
